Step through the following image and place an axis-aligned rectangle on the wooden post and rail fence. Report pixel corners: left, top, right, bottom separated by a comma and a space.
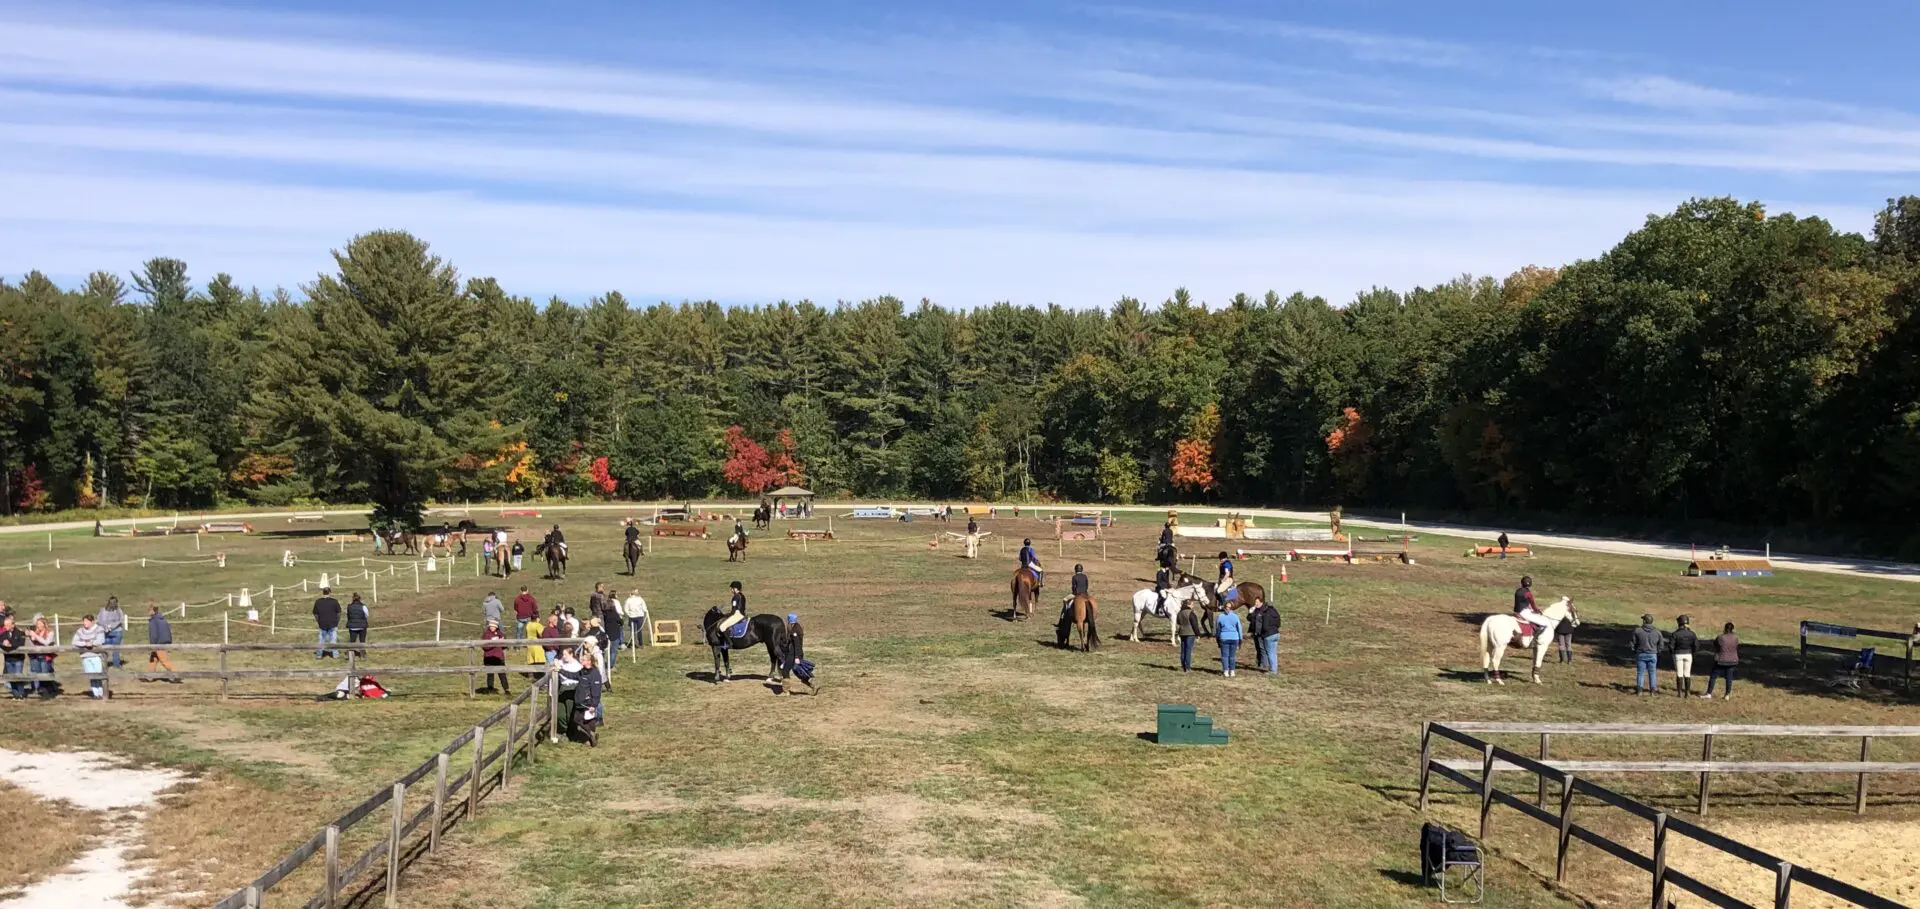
206, 671, 565, 909
1417, 721, 1920, 909
1799, 620, 1920, 689
0, 637, 591, 700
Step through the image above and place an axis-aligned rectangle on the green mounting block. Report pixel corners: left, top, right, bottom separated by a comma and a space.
1157, 703, 1229, 745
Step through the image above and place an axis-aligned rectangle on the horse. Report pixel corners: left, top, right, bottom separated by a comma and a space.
1156, 542, 1178, 571
535, 540, 567, 580
727, 531, 749, 563
1478, 597, 1579, 685
1010, 567, 1041, 621
386, 530, 420, 556
1202, 581, 1267, 635
700, 606, 789, 684
752, 503, 772, 531
1130, 583, 1209, 643
1055, 595, 1098, 652
623, 537, 644, 575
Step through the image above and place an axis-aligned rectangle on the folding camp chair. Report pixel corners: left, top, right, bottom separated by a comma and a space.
1421, 822, 1484, 904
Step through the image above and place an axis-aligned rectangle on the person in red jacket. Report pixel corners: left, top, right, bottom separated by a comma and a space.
479, 619, 510, 694
513, 586, 539, 639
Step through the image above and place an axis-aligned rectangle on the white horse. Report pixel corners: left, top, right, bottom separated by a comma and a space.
1130, 583, 1210, 642
1478, 596, 1579, 684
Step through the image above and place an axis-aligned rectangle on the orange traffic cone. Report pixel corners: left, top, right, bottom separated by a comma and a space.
1280, 564, 1289, 583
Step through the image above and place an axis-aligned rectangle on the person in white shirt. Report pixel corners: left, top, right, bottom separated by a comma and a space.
623, 590, 649, 649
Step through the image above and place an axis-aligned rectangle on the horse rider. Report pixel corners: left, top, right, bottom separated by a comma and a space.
623, 518, 642, 549
1512, 575, 1552, 641
966, 515, 979, 536
732, 518, 748, 545
1215, 551, 1236, 601
545, 523, 567, 558
1064, 563, 1089, 614
436, 520, 452, 548
717, 580, 748, 635
1018, 538, 1044, 591
1154, 561, 1174, 614
1159, 520, 1175, 562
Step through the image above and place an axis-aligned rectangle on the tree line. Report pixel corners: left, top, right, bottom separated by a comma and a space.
3, 197, 1918, 552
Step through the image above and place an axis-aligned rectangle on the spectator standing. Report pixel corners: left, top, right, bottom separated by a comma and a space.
602, 591, 625, 668
567, 650, 603, 747
345, 593, 370, 656
1, 615, 26, 699
624, 589, 649, 649
562, 607, 581, 638
1630, 614, 1666, 695
510, 540, 525, 573
1556, 613, 1575, 663
1175, 601, 1200, 672
1704, 623, 1740, 700
482, 591, 504, 630
1216, 607, 1244, 678
1250, 597, 1281, 676
71, 614, 107, 698
1497, 532, 1511, 559
588, 583, 609, 625
26, 616, 55, 696
482, 535, 497, 576
541, 609, 565, 665
521, 615, 547, 679
97, 597, 127, 668
1671, 616, 1699, 698
783, 612, 807, 682
585, 617, 612, 689
313, 587, 341, 659
479, 619, 511, 694
146, 602, 178, 681
513, 587, 538, 639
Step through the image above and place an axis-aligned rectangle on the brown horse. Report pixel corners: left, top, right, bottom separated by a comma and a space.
1203, 581, 1266, 635
727, 532, 749, 562
1010, 567, 1040, 620
1056, 594, 1099, 652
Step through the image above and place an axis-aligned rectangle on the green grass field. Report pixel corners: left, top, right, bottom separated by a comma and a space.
2, 511, 1917, 908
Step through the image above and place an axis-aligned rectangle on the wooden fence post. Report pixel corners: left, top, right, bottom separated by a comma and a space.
323, 824, 340, 909
468, 727, 485, 820
1478, 742, 1496, 841
1415, 722, 1434, 811
1856, 736, 1873, 814
1698, 733, 1714, 815
243, 885, 261, 908
504, 704, 518, 791
548, 672, 560, 743
385, 782, 405, 908
219, 649, 229, 701
1555, 774, 1576, 882
1651, 812, 1669, 909
430, 753, 448, 853
1538, 733, 1550, 807
1775, 860, 1794, 909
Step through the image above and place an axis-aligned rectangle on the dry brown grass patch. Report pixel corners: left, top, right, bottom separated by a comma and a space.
0, 780, 102, 897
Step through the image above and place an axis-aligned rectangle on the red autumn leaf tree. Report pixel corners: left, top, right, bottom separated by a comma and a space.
588, 456, 618, 496
1169, 403, 1220, 495
12, 464, 48, 512
721, 426, 795, 494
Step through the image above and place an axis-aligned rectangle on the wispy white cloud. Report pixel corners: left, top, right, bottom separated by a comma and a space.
1586, 75, 1771, 111
1088, 6, 1480, 68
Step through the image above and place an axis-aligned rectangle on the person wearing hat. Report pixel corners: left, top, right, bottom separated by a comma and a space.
1512, 576, 1553, 641
717, 581, 748, 635
1214, 551, 1236, 601
1064, 563, 1089, 613
1630, 613, 1667, 695
783, 612, 808, 683
479, 618, 511, 694
1671, 615, 1700, 698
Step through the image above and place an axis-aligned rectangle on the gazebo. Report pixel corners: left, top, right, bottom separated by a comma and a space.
767, 485, 815, 517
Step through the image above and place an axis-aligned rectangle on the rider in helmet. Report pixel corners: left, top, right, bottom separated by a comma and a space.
1512, 575, 1551, 639
1215, 551, 1236, 602
1154, 560, 1174, 613
1018, 538, 1043, 590
1064, 563, 1089, 612
546, 523, 567, 558
717, 580, 748, 635
624, 519, 641, 546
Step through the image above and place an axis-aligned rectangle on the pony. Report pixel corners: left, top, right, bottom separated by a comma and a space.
1010, 567, 1041, 620
727, 531, 750, 563
385, 529, 421, 556
1478, 596, 1579, 684
752, 502, 772, 531
700, 606, 789, 684
1130, 582, 1209, 643
1055, 595, 1098, 652
623, 536, 644, 575
535, 540, 568, 580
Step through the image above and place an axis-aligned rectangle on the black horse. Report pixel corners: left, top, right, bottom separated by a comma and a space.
701, 606, 789, 685
752, 502, 772, 531
534, 540, 568, 580
623, 537, 644, 575
1156, 542, 1179, 572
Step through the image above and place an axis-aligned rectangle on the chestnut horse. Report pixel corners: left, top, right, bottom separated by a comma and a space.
1055, 594, 1098, 652
1010, 567, 1040, 620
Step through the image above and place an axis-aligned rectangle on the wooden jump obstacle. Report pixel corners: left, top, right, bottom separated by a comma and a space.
200, 521, 254, 534
1466, 544, 1531, 558
1418, 721, 1920, 909
1802, 620, 1920, 689
286, 512, 326, 524
651, 619, 682, 647
1686, 555, 1773, 577
653, 525, 711, 539
1053, 517, 1100, 542
498, 508, 541, 517
787, 529, 835, 541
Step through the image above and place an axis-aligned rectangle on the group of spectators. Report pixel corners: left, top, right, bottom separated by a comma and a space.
471, 580, 658, 746
0, 596, 180, 699
1629, 614, 1741, 698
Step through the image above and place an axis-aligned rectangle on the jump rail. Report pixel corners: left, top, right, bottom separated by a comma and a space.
1799, 621, 1920, 690
1417, 721, 1915, 909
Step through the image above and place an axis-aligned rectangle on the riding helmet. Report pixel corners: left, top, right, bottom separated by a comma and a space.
730, 580, 742, 590
1074, 564, 1084, 572
1023, 538, 1032, 546
1520, 575, 1532, 587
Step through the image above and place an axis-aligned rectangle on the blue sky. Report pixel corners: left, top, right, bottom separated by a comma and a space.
2, 0, 1915, 306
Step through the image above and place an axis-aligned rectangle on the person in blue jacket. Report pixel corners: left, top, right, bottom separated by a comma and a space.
1215, 604, 1244, 677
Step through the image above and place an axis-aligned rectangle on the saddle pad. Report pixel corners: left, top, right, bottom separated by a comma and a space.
1222, 587, 1239, 603
726, 622, 750, 640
